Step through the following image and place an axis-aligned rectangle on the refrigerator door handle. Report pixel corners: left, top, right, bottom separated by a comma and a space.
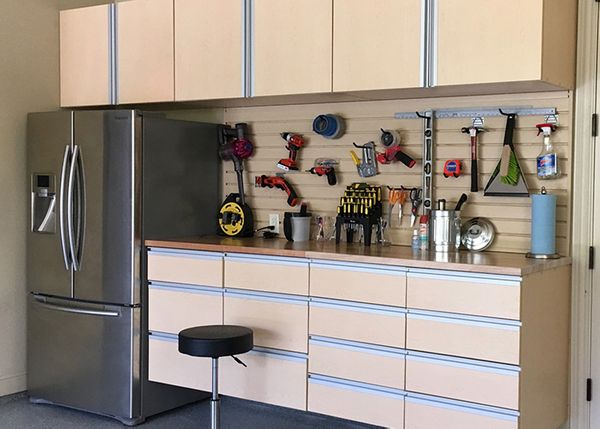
75, 146, 86, 270
59, 145, 72, 270
33, 295, 121, 318
67, 145, 80, 271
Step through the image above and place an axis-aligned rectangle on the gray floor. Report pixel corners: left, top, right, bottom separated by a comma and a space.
0, 393, 378, 429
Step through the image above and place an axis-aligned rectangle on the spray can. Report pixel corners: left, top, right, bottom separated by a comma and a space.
536, 123, 560, 180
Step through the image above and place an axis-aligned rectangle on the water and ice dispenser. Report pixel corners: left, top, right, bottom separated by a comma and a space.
31, 174, 56, 234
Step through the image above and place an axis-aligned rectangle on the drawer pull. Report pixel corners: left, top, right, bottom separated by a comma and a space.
148, 248, 223, 260
310, 336, 406, 358
311, 260, 407, 275
149, 282, 223, 295
310, 297, 406, 316
225, 253, 309, 267
309, 374, 406, 399
407, 309, 520, 330
406, 394, 519, 421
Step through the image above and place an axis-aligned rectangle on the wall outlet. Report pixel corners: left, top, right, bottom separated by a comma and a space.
269, 213, 280, 234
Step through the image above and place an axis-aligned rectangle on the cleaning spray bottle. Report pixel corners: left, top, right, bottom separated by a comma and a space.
536, 123, 560, 180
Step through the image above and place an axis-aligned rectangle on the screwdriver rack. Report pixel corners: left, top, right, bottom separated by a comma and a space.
335, 183, 382, 246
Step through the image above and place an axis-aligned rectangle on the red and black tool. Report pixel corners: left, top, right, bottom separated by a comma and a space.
255, 175, 300, 207
306, 166, 337, 186
277, 132, 306, 171
461, 124, 485, 192
443, 159, 462, 178
377, 129, 416, 168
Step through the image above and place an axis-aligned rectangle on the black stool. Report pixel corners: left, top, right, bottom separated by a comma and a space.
178, 325, 253, 429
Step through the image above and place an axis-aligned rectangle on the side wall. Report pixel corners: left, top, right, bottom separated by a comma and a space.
0, 0, 60, 396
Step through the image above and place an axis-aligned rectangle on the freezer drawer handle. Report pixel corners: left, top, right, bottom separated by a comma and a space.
59, 145, 71, 270
34, 296, 120, 318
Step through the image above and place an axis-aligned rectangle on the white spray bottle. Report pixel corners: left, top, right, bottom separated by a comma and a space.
536, 123, 560, 180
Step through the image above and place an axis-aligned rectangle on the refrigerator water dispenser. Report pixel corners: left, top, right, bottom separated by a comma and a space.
31, 173, 56, 233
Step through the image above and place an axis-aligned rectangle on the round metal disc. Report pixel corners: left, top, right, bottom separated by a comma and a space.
461, 217, 495, 251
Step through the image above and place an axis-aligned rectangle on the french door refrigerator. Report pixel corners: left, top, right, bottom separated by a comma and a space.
27, 110, 220, 425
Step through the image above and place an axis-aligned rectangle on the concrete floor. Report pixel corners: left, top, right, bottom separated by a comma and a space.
0, 393, 378, 429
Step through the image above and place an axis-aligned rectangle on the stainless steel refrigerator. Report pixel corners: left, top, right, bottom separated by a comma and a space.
26, 110, 220, 425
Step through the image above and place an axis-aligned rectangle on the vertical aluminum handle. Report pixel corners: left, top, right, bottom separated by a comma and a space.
75, 147, 86, 269
67, 145, 80, 271
59, 145, 71, 270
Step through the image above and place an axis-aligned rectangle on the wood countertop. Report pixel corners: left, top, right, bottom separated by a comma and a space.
145, 236, 571, 277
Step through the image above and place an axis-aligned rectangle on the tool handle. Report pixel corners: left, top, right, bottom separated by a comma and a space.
350, 150, 361, 166
326, 168, 337, 186
455, 193, 468, 211
500, 145, 511, 177
394, 150, 416, 168
470, 159, 478, 192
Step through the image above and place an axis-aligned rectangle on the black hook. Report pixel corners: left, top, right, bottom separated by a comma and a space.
499, 108, 517, 117
415, 111, 431, 119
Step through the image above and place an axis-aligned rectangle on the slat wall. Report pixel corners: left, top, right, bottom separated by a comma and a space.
223, 91, 573, 255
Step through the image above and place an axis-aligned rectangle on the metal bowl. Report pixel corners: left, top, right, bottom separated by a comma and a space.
461, 217, 495, 252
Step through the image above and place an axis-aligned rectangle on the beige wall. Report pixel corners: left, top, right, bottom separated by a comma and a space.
0, 0, 60, 396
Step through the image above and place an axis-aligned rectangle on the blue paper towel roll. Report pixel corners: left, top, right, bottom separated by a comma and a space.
531, 191, 557, 255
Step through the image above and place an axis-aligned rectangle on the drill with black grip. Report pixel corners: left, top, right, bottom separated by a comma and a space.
255, 175, 300, 207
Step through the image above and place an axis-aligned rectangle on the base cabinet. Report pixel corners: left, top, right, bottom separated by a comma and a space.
220, 348, 307, 410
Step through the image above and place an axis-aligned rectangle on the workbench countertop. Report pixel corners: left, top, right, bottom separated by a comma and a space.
145, 236, 571, 277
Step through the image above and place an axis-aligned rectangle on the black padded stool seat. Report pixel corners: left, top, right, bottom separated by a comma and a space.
178, 325, 253, 358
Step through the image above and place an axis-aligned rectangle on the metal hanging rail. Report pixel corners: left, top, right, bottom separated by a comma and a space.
394, 106, 557, 120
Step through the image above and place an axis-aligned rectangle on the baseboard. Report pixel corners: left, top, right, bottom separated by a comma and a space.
0, 373, 26, 397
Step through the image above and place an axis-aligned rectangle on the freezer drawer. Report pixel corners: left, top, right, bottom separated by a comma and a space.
148, 283, 223, 334
310, 261, 406, 306
308, 375, 405, 428
27, 294, 139, 420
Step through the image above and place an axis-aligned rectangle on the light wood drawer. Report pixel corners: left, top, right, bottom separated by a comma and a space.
148, 284, 222, 334
405, 397, 518, 429
147, 249, 223, 287
224, 290, 308, 353
310, 261, 406, 306
148, 334, 212, 391
310, 299, 405, 348
308, 376, 405, 428
224, 255, 309, 295
405, 354, 519, 410
309, 337, 405, 390
406, 313, 520, 365
221, 348, 307, 410
407, 272, 520, 320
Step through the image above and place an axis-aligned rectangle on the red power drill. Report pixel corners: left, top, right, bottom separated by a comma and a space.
277, 132, 305, 171
306, 166, 337, 186
255, 175, 300, 207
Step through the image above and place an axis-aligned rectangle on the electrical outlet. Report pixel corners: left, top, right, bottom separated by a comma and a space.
269, 213, 280, 234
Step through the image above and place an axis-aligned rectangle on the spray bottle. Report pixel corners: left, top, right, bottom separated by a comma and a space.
536, 123, 560, 180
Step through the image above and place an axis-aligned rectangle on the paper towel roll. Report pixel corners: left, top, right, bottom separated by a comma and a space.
530, 191, 557, 255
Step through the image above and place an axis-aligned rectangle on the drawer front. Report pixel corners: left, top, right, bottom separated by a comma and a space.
309, 339, 405, 390
407, 273, 520, 320
405, 355, 519, 409
149, 284, 222, 334
310, 301, 405, 348
308, 377, 404, 428
147, 250, 223, 287
224, 255, 309, 295
406, 314, 520, 365
221, 349, 307, 410
224, 291, 308, 353
148, 335, 212, 391
310, 262, 406, 306
405, 398, 518, 429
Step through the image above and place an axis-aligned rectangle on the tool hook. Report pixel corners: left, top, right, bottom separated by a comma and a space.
499, 108, 517, 117
415, 111, 431, 119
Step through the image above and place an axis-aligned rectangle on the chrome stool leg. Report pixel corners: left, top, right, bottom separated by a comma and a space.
211, 357, 220, 429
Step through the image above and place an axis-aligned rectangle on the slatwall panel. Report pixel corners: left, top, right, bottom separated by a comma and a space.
223, 91, 573, 255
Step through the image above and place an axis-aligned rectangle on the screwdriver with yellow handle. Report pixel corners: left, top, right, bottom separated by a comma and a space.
350, 150, 361, 167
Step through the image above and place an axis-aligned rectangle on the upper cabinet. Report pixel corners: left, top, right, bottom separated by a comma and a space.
59, 0, 576, 107
435, 0, 576, 89
117, 0, 175, 104
333, 0, 422, 92
175, 0, 244, 101
60, 5, 111, 107
252, 0, 332, 97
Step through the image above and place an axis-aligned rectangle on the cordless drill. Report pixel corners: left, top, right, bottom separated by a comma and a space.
277, 132, 305, 171
255, 175, 300, 207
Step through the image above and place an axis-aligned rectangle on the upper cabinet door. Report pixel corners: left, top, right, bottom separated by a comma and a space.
333, 0, 422, 92
60, 5, 111, 107
175, 0, 244, 101
252, 0, 332, 97
435, 0, 576, 89
117, 0, 174, 104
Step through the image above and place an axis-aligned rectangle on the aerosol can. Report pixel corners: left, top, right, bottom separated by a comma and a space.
536, 123, 560, 180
